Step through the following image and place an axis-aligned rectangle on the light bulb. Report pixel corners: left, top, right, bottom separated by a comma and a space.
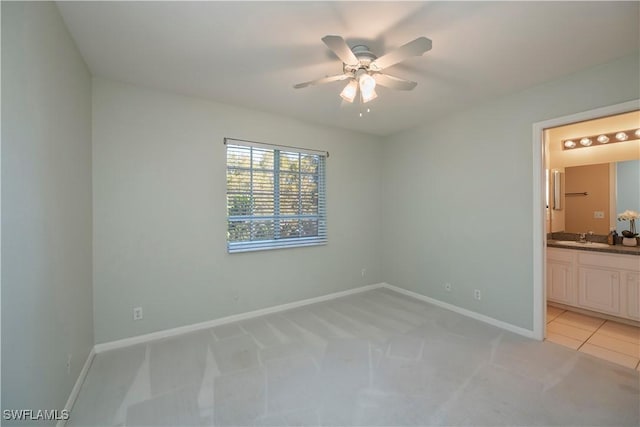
367, 108, 370, 113
596, 135, 609, 144
615, 132, 628, 141
358, 73, 377, 103
340, 80, 358, 103
564, 140, 576, 149
359, 73, 376, 93
580, 138, 592, 146
635, 129, 640, 138
359, 112, 363, 117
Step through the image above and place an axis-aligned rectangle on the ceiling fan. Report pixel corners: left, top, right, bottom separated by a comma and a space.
294, 35, 432, 104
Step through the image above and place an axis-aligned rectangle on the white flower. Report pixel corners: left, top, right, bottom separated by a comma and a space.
617, 210, 640, 221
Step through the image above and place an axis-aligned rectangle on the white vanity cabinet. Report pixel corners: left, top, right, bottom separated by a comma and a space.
547, 247, 640, 321
547, 250, 576, 305
577, 266, 620, 315
624, 273, 640, 320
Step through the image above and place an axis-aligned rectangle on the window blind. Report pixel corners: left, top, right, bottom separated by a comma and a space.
225, 138, 327, 253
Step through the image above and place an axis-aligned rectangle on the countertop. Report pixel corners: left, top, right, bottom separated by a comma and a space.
547, 239, 640, 256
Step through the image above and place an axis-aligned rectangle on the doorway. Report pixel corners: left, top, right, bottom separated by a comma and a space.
531, 99, 640, 341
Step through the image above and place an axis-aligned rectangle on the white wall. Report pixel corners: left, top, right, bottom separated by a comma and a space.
381, 53, 640, 330
92, 78, 383, 343
5, 2, 636, 362
1, 1, 93, 420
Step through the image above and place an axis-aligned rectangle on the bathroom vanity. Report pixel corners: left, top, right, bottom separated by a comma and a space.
547, 242, 640, 322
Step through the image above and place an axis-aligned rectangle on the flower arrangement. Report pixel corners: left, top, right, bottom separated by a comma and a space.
617, 209, 640, 238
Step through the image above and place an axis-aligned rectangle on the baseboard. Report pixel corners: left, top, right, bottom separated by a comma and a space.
95, 283, 385, 353
547, 301, 640, 328
63, 281, 534, 421
382, 283, 537, 339
57, 347, 95, 427
95, 280, 536, 354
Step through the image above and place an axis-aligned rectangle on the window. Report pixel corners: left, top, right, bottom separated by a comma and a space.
225, 138, 327, 253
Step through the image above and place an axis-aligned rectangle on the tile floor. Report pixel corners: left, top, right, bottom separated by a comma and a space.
68, 291, 640, 426
547, 305, 640, 370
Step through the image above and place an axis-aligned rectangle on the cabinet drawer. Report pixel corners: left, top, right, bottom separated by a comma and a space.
547, 248, 576, 263
578, 252, 640, 271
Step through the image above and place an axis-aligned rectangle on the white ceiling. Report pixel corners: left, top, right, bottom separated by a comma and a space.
57, 1, 639, 136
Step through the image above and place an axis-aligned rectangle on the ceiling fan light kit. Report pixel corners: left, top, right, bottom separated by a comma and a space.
357, 69, 377, 103
340, 80, 358, 103
361, 87, 378, 103
294, 35, 432, 106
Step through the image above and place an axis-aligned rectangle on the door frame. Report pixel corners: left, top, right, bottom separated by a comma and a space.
531, 99, 639, 341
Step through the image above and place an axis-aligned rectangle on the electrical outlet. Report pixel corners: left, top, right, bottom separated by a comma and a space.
66, 354, 72, 375
444, 283, 452, 292
361, 268, 366, 277
474, 289, 482, 300
133, 306, 143, 321
594, 211, 605, 219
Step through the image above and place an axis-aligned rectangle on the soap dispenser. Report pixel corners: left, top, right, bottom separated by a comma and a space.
607, 230, 614, 245
612, 230, 618, 245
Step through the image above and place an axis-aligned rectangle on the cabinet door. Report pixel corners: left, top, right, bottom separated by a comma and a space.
624, 273, 640, 320
577, 266, 620, 315
547, 260, 574, 305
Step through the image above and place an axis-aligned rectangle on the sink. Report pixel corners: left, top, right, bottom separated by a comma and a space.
551, 241, 611, 249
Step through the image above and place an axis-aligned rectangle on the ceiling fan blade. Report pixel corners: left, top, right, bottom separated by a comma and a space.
370, 37, 432, 71
293, 74, 349, 89
373, 74, 417, 91
321, 35, 360, 66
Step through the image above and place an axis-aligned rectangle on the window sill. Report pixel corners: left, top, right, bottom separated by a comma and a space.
227, 238, 327, 254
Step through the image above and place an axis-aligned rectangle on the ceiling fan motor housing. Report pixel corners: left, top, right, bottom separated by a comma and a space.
343, 45, 377, 75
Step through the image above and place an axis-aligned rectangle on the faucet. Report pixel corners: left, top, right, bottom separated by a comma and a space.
579, 231, 594, 243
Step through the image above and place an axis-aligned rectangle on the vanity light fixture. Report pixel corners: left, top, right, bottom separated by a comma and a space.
562, 128, 639, 150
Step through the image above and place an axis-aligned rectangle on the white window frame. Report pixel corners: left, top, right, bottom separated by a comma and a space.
225, 138, 328, 253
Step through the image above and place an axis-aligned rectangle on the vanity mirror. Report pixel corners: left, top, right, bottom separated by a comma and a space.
546, 109, 640, 237
550, 159, 639, 235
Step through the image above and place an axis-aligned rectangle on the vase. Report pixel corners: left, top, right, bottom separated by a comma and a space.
622, 237, 638, 247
